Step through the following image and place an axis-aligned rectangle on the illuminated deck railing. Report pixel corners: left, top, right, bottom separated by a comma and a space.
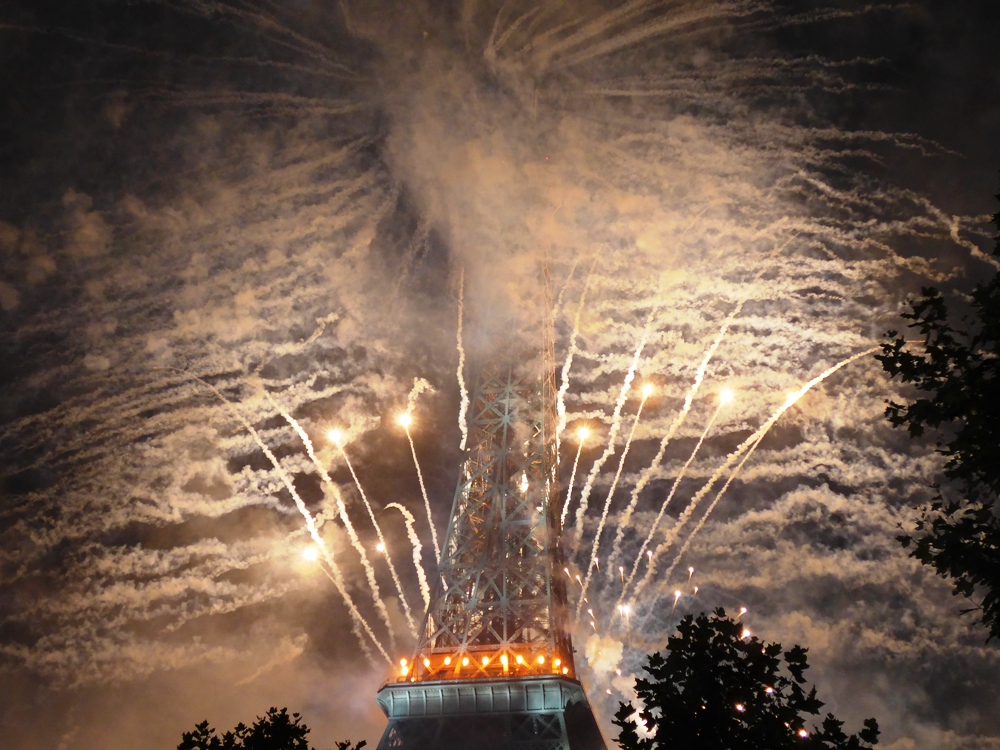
394, 648, 573, 683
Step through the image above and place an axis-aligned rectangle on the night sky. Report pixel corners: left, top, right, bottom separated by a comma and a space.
2, 2, 1000, 749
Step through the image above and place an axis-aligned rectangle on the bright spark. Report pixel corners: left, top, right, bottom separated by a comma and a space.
396, 412, 413, 429
719, 387, 734, 405
326, 428, 344, 444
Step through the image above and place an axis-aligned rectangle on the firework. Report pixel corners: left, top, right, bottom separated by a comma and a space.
329, 427, 416, 635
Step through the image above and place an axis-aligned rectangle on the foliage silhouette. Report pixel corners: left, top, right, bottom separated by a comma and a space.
877, 179, 1000, 641
177, 706, 366, 750
614, 609, 879, 750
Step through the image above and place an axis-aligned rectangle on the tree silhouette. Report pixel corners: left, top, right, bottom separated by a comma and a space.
614, 609, 879, 750
177, 707, 365, 750
877, 179, 1000, 641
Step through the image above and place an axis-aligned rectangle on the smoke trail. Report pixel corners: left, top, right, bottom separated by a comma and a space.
253, 312, 338, 375
406, 377, 433, 414
268, 393, 398, 647
616, 402, 724, 611
401, 377, 441, 562
629, 345, 880, 607
163, 369, 389, 664
335, 438, 416, 635
571, 321, 652, 547
560, 438, 586, 529
576, 393, 650, 618
606, 281, 760, 572
553, 251, 584, 323
456, 267, 470, 451
555, 258, 598, 457
405, 427, 440, 564
386, 502, 431, 611
659, 432, 768, 588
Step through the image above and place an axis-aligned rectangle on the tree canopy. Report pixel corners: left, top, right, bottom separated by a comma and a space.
614, 609, 879, 750
877, 181, 1000, 641
177, 707, 365, 750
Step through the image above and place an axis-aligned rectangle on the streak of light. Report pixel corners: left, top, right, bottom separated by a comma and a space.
331, 426, 416, 634
616, 400, 725, 611
272, 396, 398, 647
456, 266, 469, 451
165, 369, 388, 664
571, 319, 653, 545
560, 426, 590, 528
576, 383, 652, 618
635, 346, 880, 610
606, 281, 754, 570
385, 502, 431, 610
402, 416, 441, 563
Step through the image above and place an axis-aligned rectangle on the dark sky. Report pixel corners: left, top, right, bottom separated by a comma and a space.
1, 2, 999, 749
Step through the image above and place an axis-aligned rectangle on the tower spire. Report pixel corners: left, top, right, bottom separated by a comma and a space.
373, 273, 606, 750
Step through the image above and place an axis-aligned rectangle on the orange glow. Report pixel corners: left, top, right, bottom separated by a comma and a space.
326, 428, 344, 444
396, 412, 413, 429
397, 649, 573, 683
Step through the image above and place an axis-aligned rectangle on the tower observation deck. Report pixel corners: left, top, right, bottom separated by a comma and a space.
373, 290, 606, 750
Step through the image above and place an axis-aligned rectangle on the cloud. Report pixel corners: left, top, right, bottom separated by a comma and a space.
61, 189, 112, 260
0, 280, 20, 311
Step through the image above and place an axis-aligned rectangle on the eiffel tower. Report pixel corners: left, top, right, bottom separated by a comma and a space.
374, 289, 607, 750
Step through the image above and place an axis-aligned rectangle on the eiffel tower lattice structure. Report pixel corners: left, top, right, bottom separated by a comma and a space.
374, 312, 607, 750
